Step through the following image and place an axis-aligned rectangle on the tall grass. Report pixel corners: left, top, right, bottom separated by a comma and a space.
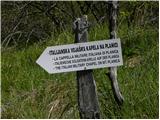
1, 24, 158, 118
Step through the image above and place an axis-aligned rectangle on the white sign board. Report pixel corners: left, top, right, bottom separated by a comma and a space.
36, 39, 123, 74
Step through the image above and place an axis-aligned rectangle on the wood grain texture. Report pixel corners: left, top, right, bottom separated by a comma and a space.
73, 15, 100, 119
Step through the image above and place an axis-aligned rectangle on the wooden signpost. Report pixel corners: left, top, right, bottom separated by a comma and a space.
36, 1, 124, 119
73, 15, 100, 119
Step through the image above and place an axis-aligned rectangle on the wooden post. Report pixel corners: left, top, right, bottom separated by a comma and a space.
107, 1, 124, 105
73, 15, 100, 119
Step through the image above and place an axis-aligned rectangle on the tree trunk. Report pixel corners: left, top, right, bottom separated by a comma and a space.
108, 1, 124, 105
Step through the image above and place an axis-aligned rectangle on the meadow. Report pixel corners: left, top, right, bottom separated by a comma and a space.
1, 23, 159, 118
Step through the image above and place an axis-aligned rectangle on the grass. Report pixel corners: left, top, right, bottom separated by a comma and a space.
1, 23, 159, 118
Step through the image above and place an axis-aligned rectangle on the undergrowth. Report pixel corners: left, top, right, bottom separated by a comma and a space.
1, 24, 158, 118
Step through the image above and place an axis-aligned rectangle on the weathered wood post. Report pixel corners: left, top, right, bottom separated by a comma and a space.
107, 1, 124, 105
73, 15, 100, 119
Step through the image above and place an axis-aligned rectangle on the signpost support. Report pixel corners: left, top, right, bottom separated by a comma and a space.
107, 1, 124, 105
73, 15, 100, 119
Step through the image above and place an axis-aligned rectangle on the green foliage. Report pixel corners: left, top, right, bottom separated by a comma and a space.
1, 23, 158, 118
1, 1, 158, 48
1, 1, 158, 119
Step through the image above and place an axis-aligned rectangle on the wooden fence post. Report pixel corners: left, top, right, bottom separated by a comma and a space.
73, 15, 100, 119
107, 1, 124, 105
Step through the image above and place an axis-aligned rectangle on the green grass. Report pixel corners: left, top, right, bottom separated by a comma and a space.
1, 24, 159, 118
